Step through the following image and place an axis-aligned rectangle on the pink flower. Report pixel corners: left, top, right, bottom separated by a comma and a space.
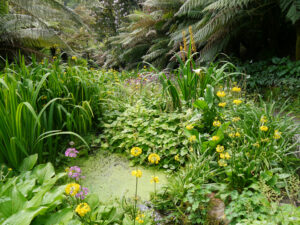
75, 187, 89, 199
68, 166, 84, 180
65, 148, 79, 158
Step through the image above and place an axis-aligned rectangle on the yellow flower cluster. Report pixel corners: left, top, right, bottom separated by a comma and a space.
231, 87, 241, 92
136, 213, 145, 224
217, 91, 226, 98
186, 124, 194, 130
174, 154, 180, 161
150, 176, 159, 183
220, 152, 230, 160
260, 116, 268, 123
131, 147, 142, 157
213, 120, 221, 127
260, 126, 268, 132
232, 117, 241, 122
148, 153, 160, 164
216, 145, 224, 153
72, 56, 77, 60
131, 169, 142, 178
218, 102, 226, 107
189, 135, 196, 143
65, 183, 80, 196
233, 99, 243, 105
218, 160, 227, 167
274, 130, 281, 139
212, 136, 220, 141
75, 203, 91, 217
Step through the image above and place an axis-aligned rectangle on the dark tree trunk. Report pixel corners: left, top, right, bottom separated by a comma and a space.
296, 20, 300, 61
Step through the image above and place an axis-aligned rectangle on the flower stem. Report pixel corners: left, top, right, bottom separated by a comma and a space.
133, 176, 138, 225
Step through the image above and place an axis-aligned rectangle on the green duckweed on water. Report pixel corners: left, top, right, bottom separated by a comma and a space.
72, 150, 168, 202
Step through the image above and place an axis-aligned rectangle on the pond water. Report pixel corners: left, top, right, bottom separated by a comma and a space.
73, 150, 168, 203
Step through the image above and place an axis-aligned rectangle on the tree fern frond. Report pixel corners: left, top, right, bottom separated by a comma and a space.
280, 0, 300, 24
176, 0, 214, 16
142, 49, 166, 62
203, 0, 254, 12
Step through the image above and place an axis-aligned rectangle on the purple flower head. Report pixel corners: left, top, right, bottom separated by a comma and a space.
68, 166, 84, 180
65, 148, 79, 158
75, 187, 89, 200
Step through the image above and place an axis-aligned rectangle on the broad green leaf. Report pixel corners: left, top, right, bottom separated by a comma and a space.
32, 207, 73, 225
32, 163, 55, 184
193, 99, 208, 110
42, 185, 66, 207
0, 186, 27, 218
204, 85, 214, 108
19, 154, 38, 172
2, 206, 48, 225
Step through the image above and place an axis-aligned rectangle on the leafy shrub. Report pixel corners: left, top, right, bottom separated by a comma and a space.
238, 57, 300, 109
100, 101, 192, 170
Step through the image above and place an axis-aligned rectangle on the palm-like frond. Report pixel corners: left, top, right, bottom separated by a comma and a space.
280, 0, 300, 23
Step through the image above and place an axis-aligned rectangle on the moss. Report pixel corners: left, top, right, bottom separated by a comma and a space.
72, 150, 167, 202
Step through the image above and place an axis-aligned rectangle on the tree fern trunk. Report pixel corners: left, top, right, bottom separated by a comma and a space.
296, 20, 300, 61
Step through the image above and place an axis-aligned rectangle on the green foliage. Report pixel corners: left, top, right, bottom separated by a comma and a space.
223, 188, 300, 224
100, 101, 191, 170
0, 155, 67, 225
0, 57, 102, 168
238, 57, 300, 112
0, 0, 92, 57
160, 53, 238, 110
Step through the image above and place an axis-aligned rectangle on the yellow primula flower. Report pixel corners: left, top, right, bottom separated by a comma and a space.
231, 87, 241, 92
252, 142, 260, 148
216, 91, 226, 98
260, 126, 268, 132
212, 136, 220, 141
229, 132, 235, 138
260, 116, 268, 123
65, 183, 80, 196
213, 120, 221, 127
218, 102, 227, 107
148, 153, 160, 164
220, 153, 225, 159
150, 176, 159, 183
186, 124, 194, 130
218, 160, 227, 167
174, 154, 180, 161
232, 117, 241, 122
225, 152, 230, 160
131, 169, 142, 178
72, 56, 77, 60
216, 145, 224, 153
131, 147, 142, 157
136, 214, 145, 224
274, 130, 281, 139
75, 203, 91, 217
189, 135, 197, 143
233, 99, 243, 105
235, 132, 241, 137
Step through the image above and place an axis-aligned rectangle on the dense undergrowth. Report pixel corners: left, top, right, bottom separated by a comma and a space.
0, 55, 299, 225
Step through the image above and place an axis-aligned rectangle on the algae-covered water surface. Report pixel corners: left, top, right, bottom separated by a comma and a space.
73, 150, 168, 202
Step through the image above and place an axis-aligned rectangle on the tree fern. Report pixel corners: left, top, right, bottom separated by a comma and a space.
280, 0, 300, 23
